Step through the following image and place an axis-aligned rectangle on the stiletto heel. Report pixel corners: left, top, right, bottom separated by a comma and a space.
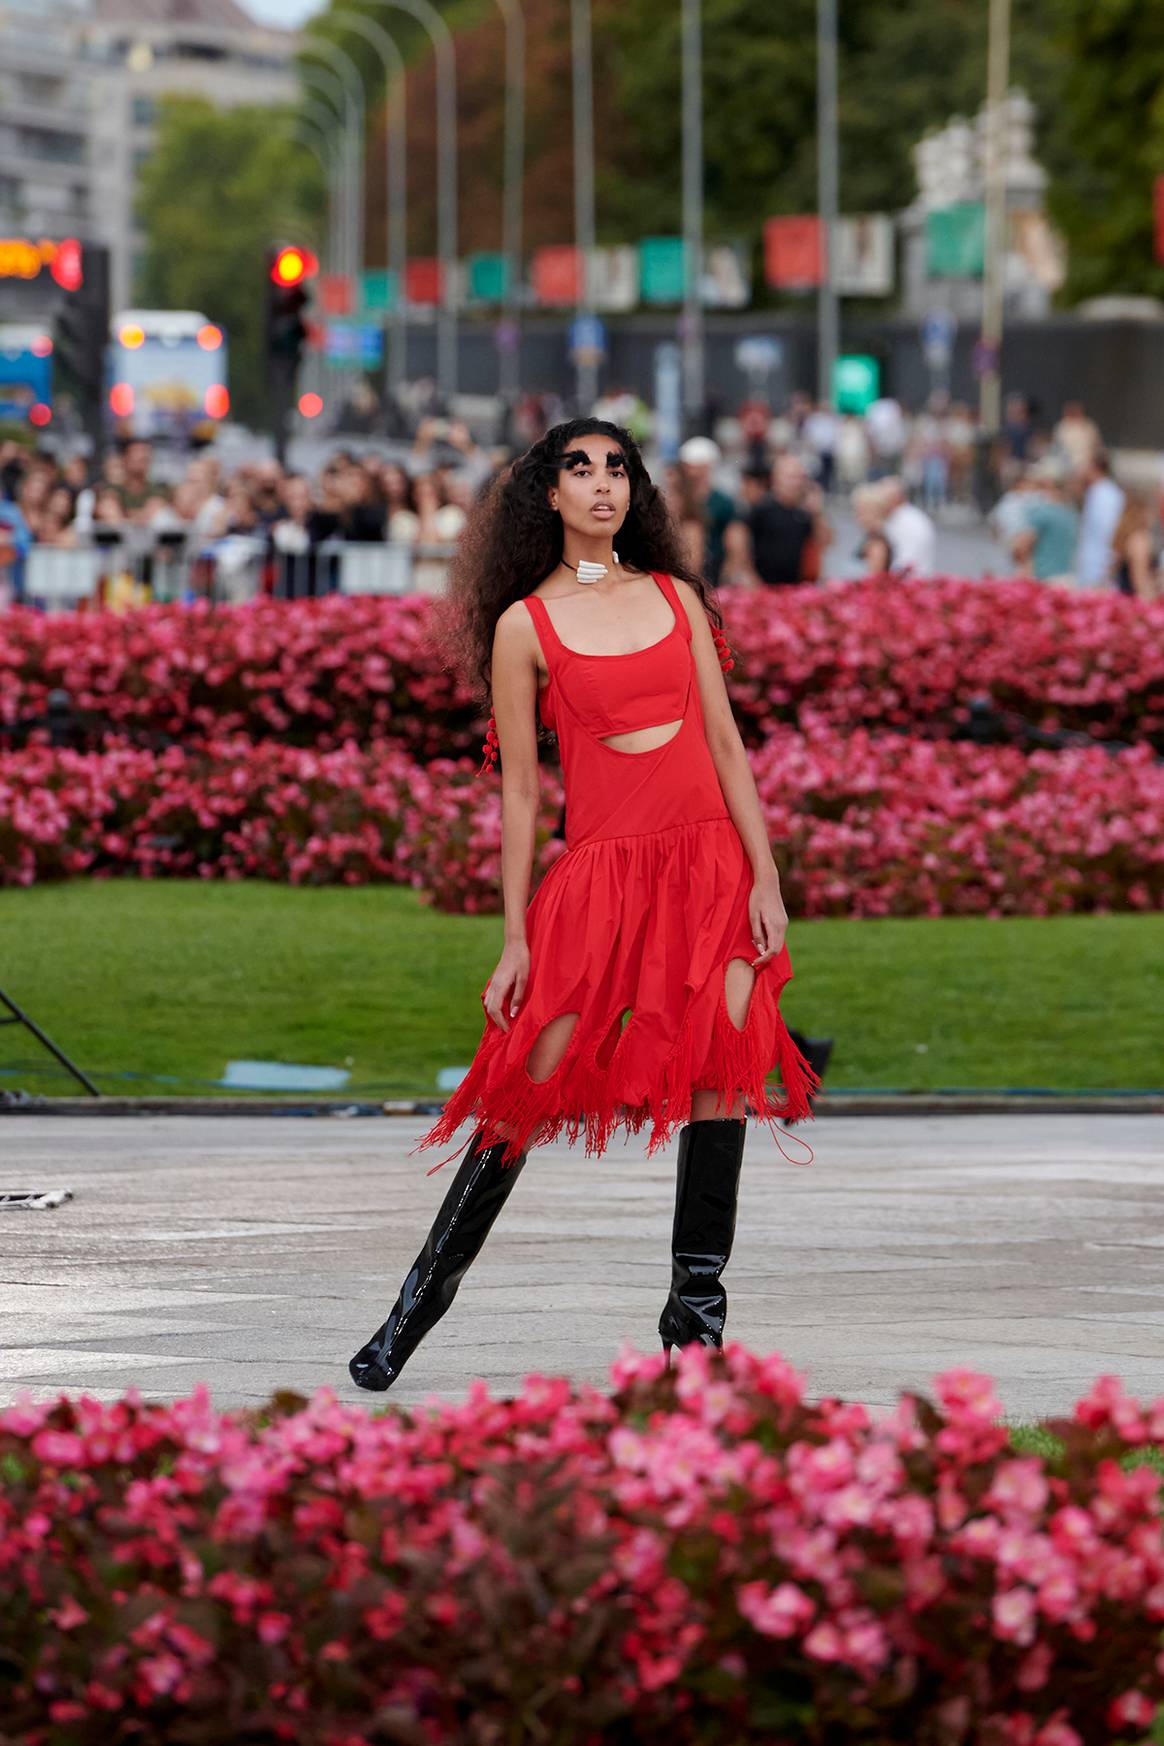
661, 1339, 673, 1370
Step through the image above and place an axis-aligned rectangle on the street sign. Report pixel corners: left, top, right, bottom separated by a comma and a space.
921, 308, 956, 369
568, 313, 606, 365
324, 320, 384, 369
734, 335, 783, 376
639, 236, 686, 304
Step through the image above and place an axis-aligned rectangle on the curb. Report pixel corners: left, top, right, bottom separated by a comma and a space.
1, 1095, 1161, 1118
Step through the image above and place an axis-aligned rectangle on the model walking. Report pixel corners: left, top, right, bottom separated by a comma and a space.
350, 419, 820, 1392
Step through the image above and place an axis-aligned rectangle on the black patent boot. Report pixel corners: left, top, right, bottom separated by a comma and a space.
349, 1125, 528, 1392
659, 1117, 746, 1369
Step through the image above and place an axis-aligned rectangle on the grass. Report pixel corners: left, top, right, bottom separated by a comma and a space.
0, 880, 1160, 1100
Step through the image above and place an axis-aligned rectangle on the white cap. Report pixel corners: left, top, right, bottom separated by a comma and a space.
678, 436, 721, 466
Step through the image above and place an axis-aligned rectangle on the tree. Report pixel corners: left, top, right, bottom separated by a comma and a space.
136, 98, 325, 428
1041, 0, 1164, 302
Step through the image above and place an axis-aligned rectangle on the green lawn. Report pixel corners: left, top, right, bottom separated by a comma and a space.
0, 880, 1160, 1099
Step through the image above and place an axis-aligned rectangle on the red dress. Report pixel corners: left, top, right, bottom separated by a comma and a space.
410, 571, 820, 1174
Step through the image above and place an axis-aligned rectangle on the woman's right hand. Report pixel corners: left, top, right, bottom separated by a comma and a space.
481, 941, 530, 1033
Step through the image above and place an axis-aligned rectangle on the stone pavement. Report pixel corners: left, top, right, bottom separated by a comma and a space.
1, 1113, 1160, 1423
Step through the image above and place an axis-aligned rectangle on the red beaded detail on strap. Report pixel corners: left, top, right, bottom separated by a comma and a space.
709, 621, 735, 672
477, 705, 499, 777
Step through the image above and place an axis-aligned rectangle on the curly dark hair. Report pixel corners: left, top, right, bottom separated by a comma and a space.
429, 419, 727, 728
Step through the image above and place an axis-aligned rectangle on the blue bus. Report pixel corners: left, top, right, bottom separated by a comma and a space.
0, 323, 54, 429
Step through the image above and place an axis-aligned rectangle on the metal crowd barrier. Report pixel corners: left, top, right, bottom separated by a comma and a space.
9, 535, 457, 611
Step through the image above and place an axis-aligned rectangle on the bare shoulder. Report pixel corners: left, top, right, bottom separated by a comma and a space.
669, 575, 708, 625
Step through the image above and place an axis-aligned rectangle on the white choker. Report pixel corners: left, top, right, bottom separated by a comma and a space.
564, 550, 619, 585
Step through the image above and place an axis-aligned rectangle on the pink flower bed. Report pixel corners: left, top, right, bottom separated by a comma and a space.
2, 1347, 1164, 1744
2, 728, 1161, 916
2, 580, 1162, 754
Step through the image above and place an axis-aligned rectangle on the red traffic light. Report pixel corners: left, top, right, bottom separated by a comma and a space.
270, 245, 319, 288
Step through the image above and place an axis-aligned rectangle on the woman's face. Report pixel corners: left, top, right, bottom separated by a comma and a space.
548, 432, 631, 541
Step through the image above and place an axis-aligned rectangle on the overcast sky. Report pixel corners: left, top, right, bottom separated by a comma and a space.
245, 0, 324, 26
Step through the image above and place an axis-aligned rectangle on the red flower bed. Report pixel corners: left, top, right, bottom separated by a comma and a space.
2, 729, 1161, 917
2, 1347, 1163, 1744
2, 581, 1162, 755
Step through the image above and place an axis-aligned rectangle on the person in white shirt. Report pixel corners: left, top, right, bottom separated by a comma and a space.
865, 396, 907, 478
1074, 451, 1125, 589
879, 476, 937, 576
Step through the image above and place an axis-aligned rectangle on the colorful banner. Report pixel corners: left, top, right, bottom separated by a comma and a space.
319, 273, 354, 316
763, 216, 822, 289
467, 252, 508, 302
701, 242, 750, 308
639, 236, 686, 304
532, 245, 582, 305
836, 215, 894, 296
405, 258, 443, 305
592, 246, 638, 311
925, 203, 985, 278
359, 269, 397, 314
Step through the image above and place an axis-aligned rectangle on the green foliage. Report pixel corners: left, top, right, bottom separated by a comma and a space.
1042, 0, 1164, 302
135, 97, 325, 426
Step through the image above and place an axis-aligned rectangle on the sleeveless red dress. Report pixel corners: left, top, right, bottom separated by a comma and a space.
410, 571, 820, 1175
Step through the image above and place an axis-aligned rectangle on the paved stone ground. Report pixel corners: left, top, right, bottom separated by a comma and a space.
1, 1113, 1161, 1424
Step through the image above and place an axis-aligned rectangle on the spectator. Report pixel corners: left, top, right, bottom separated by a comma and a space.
850, 482, 894, 577
662, 461, 706, 573
1074, 450, 1125, 589
836, 413, 871, 490
909, 392, 952, 514
865, 394, 908, 480
1010, 459, 1078, 584
879, 476, 937, 577
676, 436, 736, 586
1053, 401, 1102, 475
723, 454, 818, 589
0, 489, 32, 606
803, 399, 840, 494
118, 439, 168, 515
1110, 495, 1161, 602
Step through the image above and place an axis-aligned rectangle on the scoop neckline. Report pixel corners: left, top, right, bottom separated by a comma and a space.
532, 571, 679, 660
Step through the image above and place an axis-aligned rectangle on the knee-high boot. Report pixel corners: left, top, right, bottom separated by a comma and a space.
349, 1125, 528, 1392
658, 1116, 746, 1368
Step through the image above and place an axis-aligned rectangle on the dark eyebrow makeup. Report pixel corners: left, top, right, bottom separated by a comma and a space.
559, 448, 628, 471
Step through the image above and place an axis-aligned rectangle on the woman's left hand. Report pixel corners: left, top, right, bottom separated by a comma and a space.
748, 876, 789, 969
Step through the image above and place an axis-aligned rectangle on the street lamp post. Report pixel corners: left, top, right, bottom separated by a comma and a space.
680, 0, 703, 432
330, 8, 409, 395
299, 35, 366, 290
357, 0, 457, 401
291, 116, 345, 413
298, 64, 354, 283
816, 0, 840, 407
491, 0, 525, 400
979, 0, 1011, 436
570, 0, 597, 411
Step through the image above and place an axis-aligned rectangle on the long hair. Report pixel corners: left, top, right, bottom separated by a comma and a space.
430, 419, 728, 723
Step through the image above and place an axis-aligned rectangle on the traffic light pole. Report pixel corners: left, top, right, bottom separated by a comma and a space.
54, 242, 110, 466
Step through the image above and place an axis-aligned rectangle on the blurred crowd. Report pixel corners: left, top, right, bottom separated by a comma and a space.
1, 387, 1161, 605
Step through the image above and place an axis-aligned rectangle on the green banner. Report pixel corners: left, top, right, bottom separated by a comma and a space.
468, 252, 508, 302
925, 203, 985, 278
639, 236, 686, 304
360, 269, 398, 314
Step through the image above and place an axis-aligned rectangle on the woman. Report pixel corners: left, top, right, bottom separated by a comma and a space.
349, 420, 820, 1394
1110, 495, 1161, 601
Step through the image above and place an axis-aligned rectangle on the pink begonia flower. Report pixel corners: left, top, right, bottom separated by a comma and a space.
737, 1579, 816, 1638
992, 1586, 1038, 1645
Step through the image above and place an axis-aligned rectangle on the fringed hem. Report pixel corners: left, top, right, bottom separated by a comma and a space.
408, 982, 822, 1177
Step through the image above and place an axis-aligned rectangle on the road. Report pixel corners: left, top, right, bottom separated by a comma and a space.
2, 1112, 1160, 1424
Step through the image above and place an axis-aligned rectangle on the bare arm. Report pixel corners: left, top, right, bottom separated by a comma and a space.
480, 606, 543, 1031
1126, 528, 1156, 601
674, 578, 788, 965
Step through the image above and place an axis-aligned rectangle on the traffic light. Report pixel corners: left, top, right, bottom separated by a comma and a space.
53, 240, 110, 458
265, 243, 318, 460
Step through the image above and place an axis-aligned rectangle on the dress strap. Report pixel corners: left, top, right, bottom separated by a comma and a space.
651, 571, 691, 642
522, 594, 566, 668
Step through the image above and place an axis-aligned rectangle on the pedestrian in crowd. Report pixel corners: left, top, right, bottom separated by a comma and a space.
836, 412, 871, 491
661, 461, 707, 573
879, 475, 937, 577
908, 392, 952, 514
347, 416, 822, 1394
1010, 458, 1078, 584
1053, 400, 1102, 475
737, 393, 772, 469
1074, 450, 1125, 590
1000, 392, 1035, 479
850, 482, 895, 576
1110, 495, 1162, 601
865, 393, 908, 480
943, 401, 978, 505
722, 454, 824, 588
676, 436, 737, 586
803, 400, 840, 495
0, 487, 32, 607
